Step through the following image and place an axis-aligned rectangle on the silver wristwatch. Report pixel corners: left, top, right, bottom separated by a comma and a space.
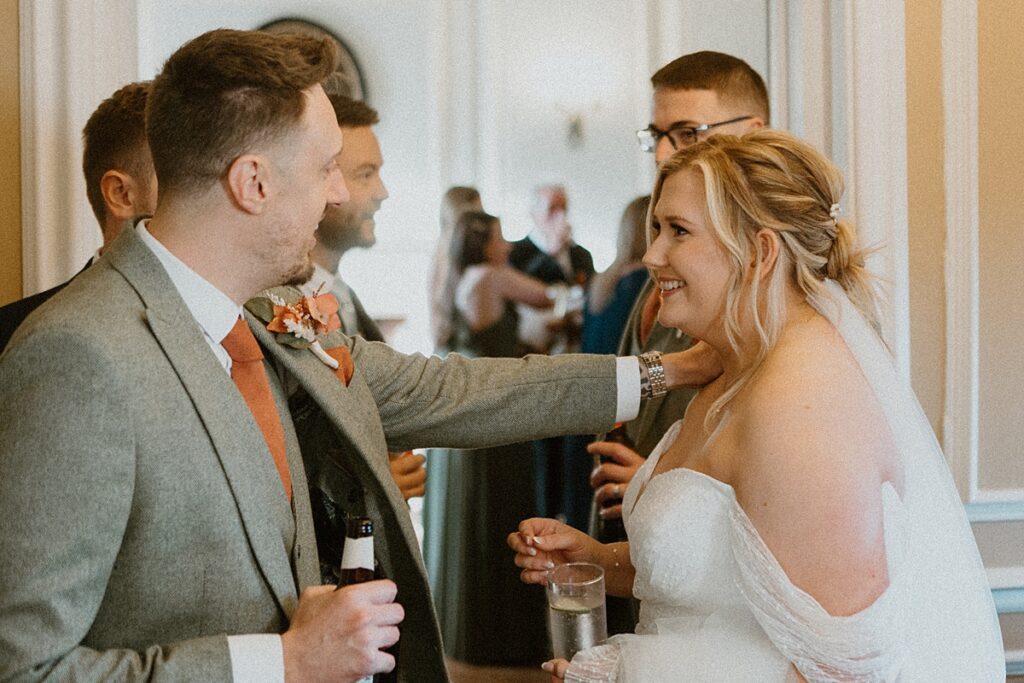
638, 351, 667, 400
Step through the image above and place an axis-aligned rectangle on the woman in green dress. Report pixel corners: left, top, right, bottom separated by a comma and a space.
423, 211, 557, 666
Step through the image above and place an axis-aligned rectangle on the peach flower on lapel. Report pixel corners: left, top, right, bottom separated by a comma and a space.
247, 288, 348, 373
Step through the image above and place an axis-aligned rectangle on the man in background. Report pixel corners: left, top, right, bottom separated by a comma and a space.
509, 184, 596, 523
302, 92, 427, 583
590, 50, 768, 635
0, 81, 156, 351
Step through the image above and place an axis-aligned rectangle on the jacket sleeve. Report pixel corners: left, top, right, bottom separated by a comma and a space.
349, 337, 619, 452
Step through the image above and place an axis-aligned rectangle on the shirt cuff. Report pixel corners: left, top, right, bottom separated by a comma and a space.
228, 634, 284, 683
615, 357, 641, 423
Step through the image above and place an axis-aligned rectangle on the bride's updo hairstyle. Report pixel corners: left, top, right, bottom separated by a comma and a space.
650, 129, 879, 427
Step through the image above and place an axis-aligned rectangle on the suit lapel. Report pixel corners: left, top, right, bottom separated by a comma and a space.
106, 230, 300, 617
249, 317, 398, 503
249, 316, 422, 561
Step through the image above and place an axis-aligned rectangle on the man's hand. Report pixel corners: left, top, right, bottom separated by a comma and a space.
388, 451, 426, 500
282, 581, 404, 683
662, 340, 722, 389
588, 441, 645, 521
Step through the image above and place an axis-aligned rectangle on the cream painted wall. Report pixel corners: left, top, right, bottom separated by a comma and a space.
904, 0, 946, 438
977, 0, 1024, 493
0, 0, 21, 306
906, 0, 1024, 667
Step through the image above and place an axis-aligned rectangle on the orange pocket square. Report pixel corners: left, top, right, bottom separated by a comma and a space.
325, 345, 354, 386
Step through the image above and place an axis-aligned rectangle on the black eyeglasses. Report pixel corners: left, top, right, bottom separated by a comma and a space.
636, 116, 755, 153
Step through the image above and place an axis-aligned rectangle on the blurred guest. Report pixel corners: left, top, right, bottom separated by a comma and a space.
423, 211, 554, 667
561, 196, 651, 532
510, 183, 593, 354
428, 186, 483, 353
510, 184, 595, 522
0, 82, 156, 352
582, 195, 651, 356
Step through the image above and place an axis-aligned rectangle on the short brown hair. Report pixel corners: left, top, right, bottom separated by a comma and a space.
325, 92, 379, 128
147, 28, 337, 195
82, 81, 152, 224
651, 51, 769, 123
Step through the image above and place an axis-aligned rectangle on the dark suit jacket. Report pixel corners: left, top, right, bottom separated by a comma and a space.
0, 228, 620, 681
0, 264, 88, 353
616, 277, 699, 458
508, 236, 594, 286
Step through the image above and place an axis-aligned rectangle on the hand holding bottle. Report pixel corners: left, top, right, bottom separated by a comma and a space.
282, 581, 403, 683
588, 440, 645, 523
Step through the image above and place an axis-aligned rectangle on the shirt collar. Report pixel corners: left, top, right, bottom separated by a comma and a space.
136, 221, 242, 344
302, 262, 337, 298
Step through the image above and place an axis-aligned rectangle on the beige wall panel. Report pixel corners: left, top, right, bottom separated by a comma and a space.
977, 0, 1024, 492
0, 0, 21, 305
904, 0, 946, 440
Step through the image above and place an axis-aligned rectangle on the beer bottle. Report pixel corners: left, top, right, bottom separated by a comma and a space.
597, 423, 632, 543
339, 516, 375, 586
338, 516, 375, 683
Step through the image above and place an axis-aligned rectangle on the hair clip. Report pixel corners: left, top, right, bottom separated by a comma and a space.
828, 203, 840, 225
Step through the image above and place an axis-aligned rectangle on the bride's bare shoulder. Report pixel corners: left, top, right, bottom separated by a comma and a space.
730, 317, 899, 615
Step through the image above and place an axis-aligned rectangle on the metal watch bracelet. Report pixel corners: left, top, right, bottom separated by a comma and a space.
639, 351, 667, 400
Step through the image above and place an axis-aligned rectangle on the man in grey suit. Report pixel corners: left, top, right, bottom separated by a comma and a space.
0, 28, 712, 682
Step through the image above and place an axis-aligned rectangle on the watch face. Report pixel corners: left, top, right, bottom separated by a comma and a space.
260, 18, 367, 101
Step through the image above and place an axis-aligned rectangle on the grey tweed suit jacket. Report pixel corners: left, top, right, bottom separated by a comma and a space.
0, 228, 619, 681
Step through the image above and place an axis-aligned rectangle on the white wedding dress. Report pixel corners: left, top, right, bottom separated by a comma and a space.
566, 282, 1005, 682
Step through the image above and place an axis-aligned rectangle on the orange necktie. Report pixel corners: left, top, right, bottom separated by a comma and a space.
221, 318, 292, 502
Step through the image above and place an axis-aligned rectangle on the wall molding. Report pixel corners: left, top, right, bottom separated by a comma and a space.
19, 0, 140, 294
842, 0, 911, 376
941, 0, 982, 503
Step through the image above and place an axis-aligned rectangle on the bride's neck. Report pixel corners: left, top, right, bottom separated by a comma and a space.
703, 287, 816, 382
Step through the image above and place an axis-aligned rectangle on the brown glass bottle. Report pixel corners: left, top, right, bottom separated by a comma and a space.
597, 423, 632, 543
338, 516, 375, 586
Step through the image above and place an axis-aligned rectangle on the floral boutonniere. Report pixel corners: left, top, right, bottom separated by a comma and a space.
247, 288, 342, 369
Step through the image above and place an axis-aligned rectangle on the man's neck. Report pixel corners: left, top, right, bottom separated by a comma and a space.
147, 208, 264, 306
310, 241, 345, 275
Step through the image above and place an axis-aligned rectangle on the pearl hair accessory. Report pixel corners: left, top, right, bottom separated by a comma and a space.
829, 203, 840, 226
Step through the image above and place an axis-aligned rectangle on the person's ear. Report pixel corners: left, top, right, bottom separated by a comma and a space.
225, 154, 269, 215
100, 170, 137, 221
752, 228, 780, 280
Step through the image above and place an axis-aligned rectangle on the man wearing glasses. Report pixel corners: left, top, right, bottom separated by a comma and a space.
588, 50, 769, 633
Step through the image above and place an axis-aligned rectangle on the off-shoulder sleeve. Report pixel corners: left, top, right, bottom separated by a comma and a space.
727, 486, 908, 682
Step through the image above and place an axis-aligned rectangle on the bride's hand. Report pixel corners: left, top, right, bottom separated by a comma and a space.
542, 658, 570, 681
508, 517, 599, 585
